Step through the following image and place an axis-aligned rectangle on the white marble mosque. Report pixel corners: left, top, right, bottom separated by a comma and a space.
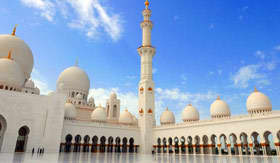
0, 1, 280, 161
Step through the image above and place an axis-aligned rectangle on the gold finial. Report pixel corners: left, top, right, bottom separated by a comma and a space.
5, 50, 13, 60
254, 86, 258, 92
188, 104, 192, 106
217, 96, 221, 100
166, 107, 168, 111
11, 24, 18, 36
145, 0, 149, 9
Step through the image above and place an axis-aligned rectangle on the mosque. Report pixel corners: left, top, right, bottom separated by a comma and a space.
0, 0, 280, 157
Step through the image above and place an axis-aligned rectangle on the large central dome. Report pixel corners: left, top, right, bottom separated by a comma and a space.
57, 66, 90, 92
0, 34, 34, 81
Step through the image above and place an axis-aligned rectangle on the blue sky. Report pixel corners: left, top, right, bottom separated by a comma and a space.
1, 0, 280, 124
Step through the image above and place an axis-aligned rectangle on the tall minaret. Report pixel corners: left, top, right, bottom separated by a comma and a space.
138, 0, 156, 154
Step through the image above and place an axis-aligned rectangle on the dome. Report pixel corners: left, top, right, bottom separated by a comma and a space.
246, 88, 272, 114
0, 57, 25, 90
76, 93, 83, 100
119, 109, 133, 125
91, 105, 107, 122
34, 87, 40, 95
0, 34, 34, 80
160, 108, 175, 125
25, 79, 35, 88
56, 66, 90, 92
88, 97, 94, 103
210, 96, 231, 118
182, 104, 199, 122
110, 92, 117, 99
64, 102, 76, 119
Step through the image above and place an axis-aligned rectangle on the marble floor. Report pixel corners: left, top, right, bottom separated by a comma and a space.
0, 153, 279, 163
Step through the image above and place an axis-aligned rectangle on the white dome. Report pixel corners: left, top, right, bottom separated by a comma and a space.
76, 93, 83, 100
34, 87, 40, 95
88, 97, 94, 103
119, 109, 133, 125
0, 57, 25, 89
182, 104, 199, 122
64, 102, 76, 119
160, 108, 175, 125
57, 66, 90, 92
110, 92, 117, 99
210, 96, 231, 118
246, 88, 272, 114
0, 34, 34, 80
91, 105, 107, 122
25, 79, 35, 88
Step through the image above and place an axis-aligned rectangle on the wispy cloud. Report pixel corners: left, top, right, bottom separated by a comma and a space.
20, 0, 55, 21
20, 0, 122, 41
255, 50, 265, 59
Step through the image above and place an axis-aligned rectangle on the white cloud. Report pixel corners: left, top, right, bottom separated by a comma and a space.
274, 45, 280, 51
231, 64, 266, 88
265, 62, 276, 71
31, 68, 53, 95
20, 0, 55, 21
20, 0, 122, 41
255, 50, 265, 59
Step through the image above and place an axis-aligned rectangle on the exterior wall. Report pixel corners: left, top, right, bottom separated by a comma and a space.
153, 112, 280, 150
76, 107, 93, 121
61, 120, 140, 145
0, 90, 65, 153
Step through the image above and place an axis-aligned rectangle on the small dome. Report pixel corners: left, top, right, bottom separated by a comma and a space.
160, 108, 175, 125
25, 79, 35, 88
110, 92, 117, 99
119, 109, 133, 125
182, 104, 199, 122
246, 88, 272, 114
48, 91, 55, 96
56, 66, 90, 92
210, 96, 231, 118
0, 57, 25, 90
34, 87, 40, 95
91, 105, 107, 122
76, 93, 83, 100
65, 102, 76, 119
88, 97, 94, 103
0, 34, 34, 80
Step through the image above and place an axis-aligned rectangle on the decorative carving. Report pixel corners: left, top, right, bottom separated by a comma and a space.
139, 108, 144, 114
148, 87, 153, 91
148, 108, 152, 113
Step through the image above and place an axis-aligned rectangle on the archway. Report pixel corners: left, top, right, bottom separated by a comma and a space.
240, 132, 249, 155
211, 135, 218, 154
194, 136, 200, 154
229, 133, 238, 155
174, 137, 179, 154
0, 115, 7, 152
187, 136, 193, 154
251, 132, 262, 155
73, 135, 81, 152
122, 137, 128, 153
157, 138, 161, 153
263, 131, 276, 155
83, 135, 90, 152
202, 135, 209, 154
91, 136, 98, 153
100, 136, 106, 153
129, 138, 134, 153
65, 134, 73, 152
168, 137, 173, 153
15, 126, 30, 152
219, 134, 228, 155
107, 136, 114, 152
115, 137, 121, 153
180, 136, 186, 154
162, 138, 167, 153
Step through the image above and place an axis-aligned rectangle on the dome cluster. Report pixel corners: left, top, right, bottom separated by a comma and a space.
160, 88, 272, 126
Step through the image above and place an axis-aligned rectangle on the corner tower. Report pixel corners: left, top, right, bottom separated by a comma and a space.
138, 0, 156, 154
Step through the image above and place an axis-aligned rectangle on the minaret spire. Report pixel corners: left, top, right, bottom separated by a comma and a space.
11, 24, 18, 36
137, 0, 156, 154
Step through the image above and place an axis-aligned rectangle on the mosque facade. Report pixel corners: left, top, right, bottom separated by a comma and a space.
0, 0, 280, 156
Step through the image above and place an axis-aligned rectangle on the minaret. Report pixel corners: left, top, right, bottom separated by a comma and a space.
138, 0, 156, 154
